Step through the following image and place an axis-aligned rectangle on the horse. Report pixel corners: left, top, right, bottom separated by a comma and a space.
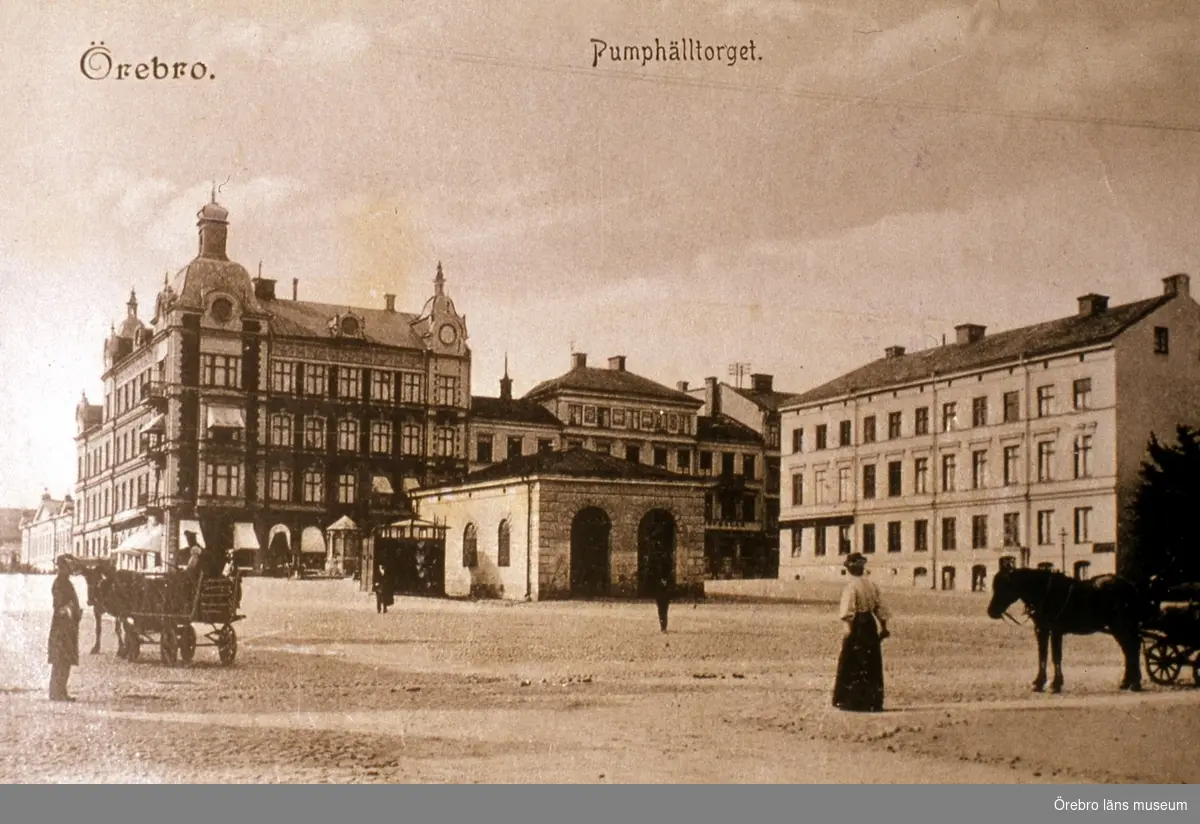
72, 558, 137, 657
986, 566, 1151, 693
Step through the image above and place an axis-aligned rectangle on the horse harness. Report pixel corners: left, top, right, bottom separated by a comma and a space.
1003, 574, 1077, 627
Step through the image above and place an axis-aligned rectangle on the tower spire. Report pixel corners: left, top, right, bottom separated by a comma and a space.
211, 179, 217, 203
499, 352, 513, 401
434, 260, 445, 296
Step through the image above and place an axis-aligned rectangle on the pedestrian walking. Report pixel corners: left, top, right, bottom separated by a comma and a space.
48, 555, 83, 702
832, 552, 891, 713
653, 574, 672, 633
374, 566, 394, 614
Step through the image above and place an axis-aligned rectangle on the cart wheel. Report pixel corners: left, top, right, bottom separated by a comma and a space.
1144, 639, 1184, 685
160, 624, 178, 667
127, 634, 140, 662
1193, 658, 1199, 689
217, 624, 238, 666
178, 626, 197, 664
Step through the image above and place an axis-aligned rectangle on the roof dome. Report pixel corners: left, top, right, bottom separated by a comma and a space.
197, 199, 229, 223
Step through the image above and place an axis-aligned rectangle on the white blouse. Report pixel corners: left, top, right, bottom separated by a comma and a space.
839, 575, 891, 622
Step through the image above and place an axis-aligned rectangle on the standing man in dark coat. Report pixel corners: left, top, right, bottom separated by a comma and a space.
374, 564, 394, 613
653, 573, 673, 633
48, 556, 83, 702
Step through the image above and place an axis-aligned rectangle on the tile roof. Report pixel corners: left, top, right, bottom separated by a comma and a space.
432, 447, 700, 487
470, 396, 563, 427
728, 386, 796, 413
785, 296, 1171, 408
698, 414, 764, 445
525, 366, 703, 405
263, 298, 429, 349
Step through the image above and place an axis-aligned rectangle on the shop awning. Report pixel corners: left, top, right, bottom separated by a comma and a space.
234, 522, 260, 551
178, 519, 207, 548
371, 475, 394, 494
117, 524, 163, 552
206, 405, 245, 429
327, 515, 358, 532
143, 413, 166, 432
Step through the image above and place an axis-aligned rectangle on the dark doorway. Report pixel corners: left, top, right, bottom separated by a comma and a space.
637, 509, 677, 596
971, 564, 987, 592
376, 537, 445, 597
941, 565, 956, 591
267, 531, 290, 578
570, 507, 611, 596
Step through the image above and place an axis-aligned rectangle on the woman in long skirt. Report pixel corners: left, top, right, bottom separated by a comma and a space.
832, 552, 891, 712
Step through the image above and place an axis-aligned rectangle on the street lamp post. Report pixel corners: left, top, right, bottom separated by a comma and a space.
1059, 527, 1067, 573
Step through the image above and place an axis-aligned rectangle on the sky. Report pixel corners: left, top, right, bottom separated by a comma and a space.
1, 0, 1199, 506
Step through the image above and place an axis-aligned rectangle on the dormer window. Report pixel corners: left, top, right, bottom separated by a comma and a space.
211, 297, 233, 323
341, 316, 360, 336
329, 312, 366, 339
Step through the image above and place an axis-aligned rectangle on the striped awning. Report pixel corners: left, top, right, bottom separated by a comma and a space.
234, 522, 260, 550
206, 405, 245, 429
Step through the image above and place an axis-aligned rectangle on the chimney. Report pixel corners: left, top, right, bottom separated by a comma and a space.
954, 324, 987, 345
384, 293, 396, 313
292, 278, 298, 301
676, 380, 689, 392
253, 277, 277, 301
571, 352, 587, 369
1163, 273, 1191, 299
751, 373, 773, 393
608, 355, 626, 372
704, 376, 720, 416
885, 346, 906, 359
1076, 293, 1109, 316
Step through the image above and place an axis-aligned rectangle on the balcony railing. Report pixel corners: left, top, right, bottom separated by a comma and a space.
704, 518, 761, 531
140, 381, 168, 404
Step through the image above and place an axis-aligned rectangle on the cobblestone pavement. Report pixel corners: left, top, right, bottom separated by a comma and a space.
1, 576, 1197, 783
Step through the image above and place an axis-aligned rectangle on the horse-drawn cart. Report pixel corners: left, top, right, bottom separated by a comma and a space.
122, 573, 243, 666
1142, 583, 1200, 687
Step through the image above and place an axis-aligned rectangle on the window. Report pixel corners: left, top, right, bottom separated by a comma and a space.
338, 367, 362, 401
1003, 445, 1020, 485
667, 412, 679, 432
1037, 510, 1055, 545
862, 523, 876, 554
790, 527, 802, 557
507, 436, 524, 460
914, 519, 928, 552
838, 525, 852, 555
568, 404, 582, 425
887, 412, 902, 439
462, 524, 478, 568
972, 397, 988, 427
941, 454, 956, 492
584, 406, 597, 425
914, 458, 929, 494
791, 474, 804, 506
941, 402, 957, 432
538, 439, 555, 453
816, 424, 828, 450
741, 495, 756, 522
270, 361, 296, 393
402, 424, 422, 455
269, 414, 293, 447
595, 441, 611, 456
627, 445, 642, 464
1073, 435, 1092, 478
698, 450, 711, 472
941, 517, 957, 550
721, 452, 735, 475
305, 364, 328, 396
434, 426, 456, 457
370, 421, 393, 454
598, 408, 611, 429
371, 370, 395, 403
814, 470, 827, 504
791, 428, 804, 453
303, 469, 323, 503
654, 448, 669, 469
915, 407, 929, 436
400, 372, 424, 404
1074, 507, 1091, 544
1003, 391, 1020, 422
839, 420, 852, 447
837, 467, 852, 502
1154, 326, 1169, 354
814, 527, 827, 556
972, 515, 988, 549
269, 467, 291, 501
862, 416, 876, 443
971, 450, 988, 489
337, 472, 356, 504
337, 419, 359, 452
1072, 378, 1092, 410
1003, 512, 1020, 547
862, 464, 876, 499
435, 375, 458, 406
677, 450, 691, 471
477, 434, 494, 464
1036, 385, 1054, 417
887, 461, 902, 497
743, 455, 756, 478
1037, 441, 1055, 482
201, 354, 241, 388
497, 521, 511, 567
887, 521, 901, 553
204, 463, 241, 497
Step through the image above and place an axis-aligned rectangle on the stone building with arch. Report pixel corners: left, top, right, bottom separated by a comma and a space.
410, 447, 707, 600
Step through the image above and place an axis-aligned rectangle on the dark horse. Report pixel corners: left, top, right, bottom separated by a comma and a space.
73, 558, 190, 658
987, 566, 1150, 693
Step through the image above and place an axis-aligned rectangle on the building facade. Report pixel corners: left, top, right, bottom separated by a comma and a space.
74, 196, 471, 575
468, 364, 563, 473
779, 276, 1200, 591
2, 507, 34, 570
19, 493, 74, 572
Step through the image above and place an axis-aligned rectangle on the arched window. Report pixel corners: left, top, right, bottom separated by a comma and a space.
462, 523, 478, 568
497, 520, 511, 568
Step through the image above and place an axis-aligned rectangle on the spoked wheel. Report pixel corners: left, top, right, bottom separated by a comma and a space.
178, 625, 197, 664
160, 623, 178, 667
1192, 657, 1200, 688
1144, 639, 1185, 685
217, 624, 238, 666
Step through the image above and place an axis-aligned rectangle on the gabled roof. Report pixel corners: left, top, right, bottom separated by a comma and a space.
470, 396, 563, 427
429, 447, 699, 488
785, 296, 1171, 408
525, 366, 703, 406
727, 385, 796, 413
698, 414, 764, 445
263, 298, 429, 350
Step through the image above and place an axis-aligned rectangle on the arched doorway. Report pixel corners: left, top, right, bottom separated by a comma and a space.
913, 566, 928, 586
265, 524, 291, 576
637, 509, 677, 597
971, 564, 988, 592
1073, 560, 1091, 580
570, 507, 611, 596
941, 565, 956, 591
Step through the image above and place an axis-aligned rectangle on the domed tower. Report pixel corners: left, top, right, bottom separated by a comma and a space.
417, 261, 468, 355
197, 188, 230, 261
